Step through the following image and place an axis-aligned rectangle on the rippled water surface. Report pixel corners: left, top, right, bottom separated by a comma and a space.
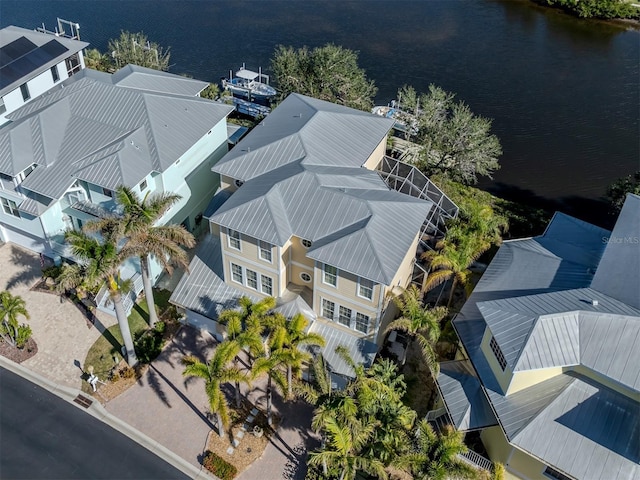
2, 0, 638, 222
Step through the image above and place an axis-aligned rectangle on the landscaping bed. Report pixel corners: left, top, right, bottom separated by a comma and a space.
0, 337, 37, 363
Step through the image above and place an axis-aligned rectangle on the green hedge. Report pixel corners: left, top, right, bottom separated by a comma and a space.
202, 451, 237, 480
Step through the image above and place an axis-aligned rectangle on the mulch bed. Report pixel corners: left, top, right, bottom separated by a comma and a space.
0, 338, 38, 363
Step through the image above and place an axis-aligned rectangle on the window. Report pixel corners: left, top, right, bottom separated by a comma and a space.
261, 275, 273, 296
0, 97, 6, 115
490, 336, 507, 371
231, 263, 243, 284
355, 313, 369, 333
65, 53, 81, 76
300, 272, 311, 283
102, 188, 113, 198
301, 239, 312, 248
20, 83, 30, 101
1, 197, 20, 217
322, 299, 335, 320
246, 269, 258, 290
338, 306, 352, 327
51, 65, 60, 82
358, 278, 374, 300
259, 241, 272, 262
139, 179, 147, 191
228, 229, 241, 250
323, 264, 337, 287
544, 466, 573, 480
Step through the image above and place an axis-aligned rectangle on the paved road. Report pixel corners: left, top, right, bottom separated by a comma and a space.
0, 368, 190, 480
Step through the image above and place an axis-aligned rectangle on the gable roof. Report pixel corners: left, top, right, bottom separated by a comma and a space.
0, 26, 88, 97
0, 68, 233, 200
210, 94, 431, 284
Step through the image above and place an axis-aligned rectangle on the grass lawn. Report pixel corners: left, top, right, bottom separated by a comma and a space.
83, 289, 172, 380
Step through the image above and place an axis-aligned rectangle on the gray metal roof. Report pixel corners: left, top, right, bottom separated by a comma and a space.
436, 361, 497, 431
308, 318, 378, 378
210, 94, 431, 284
447, 200, 640, 480
487, 373, 639, 480
591, 193, 640, 309
169, 234, 258, 319
0, 70, 233, 200
111, 64, 208, 96
0, 26, 88, 97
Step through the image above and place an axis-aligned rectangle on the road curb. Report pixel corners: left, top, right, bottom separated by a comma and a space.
0, 356, 219, 480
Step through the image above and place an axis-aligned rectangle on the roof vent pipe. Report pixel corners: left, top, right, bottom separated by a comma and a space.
591, 299, 599, 307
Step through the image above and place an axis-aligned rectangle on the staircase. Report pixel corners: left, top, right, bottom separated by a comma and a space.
95, 273, 143, 317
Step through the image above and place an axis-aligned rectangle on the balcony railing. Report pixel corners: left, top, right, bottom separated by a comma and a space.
459, 449, 493, 472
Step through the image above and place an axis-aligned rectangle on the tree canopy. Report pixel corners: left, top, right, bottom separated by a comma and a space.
540, 0, 639, 19
405, 84, 502, 185
108, 31, 171, 71
606, 171, 640, 215
270, 43, 377, 111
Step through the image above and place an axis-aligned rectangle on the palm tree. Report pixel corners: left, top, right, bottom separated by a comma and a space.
59, 229, 139, 365
308, 415, 388, 480
393, 420, 477, 480
87, 186, 195, 327
293, 353, 333, 406
252, 348, 291, 426
267, 312, 325, 397
0, 291, 29, 347
182, 340, 250, 437
385, 285, 447, 373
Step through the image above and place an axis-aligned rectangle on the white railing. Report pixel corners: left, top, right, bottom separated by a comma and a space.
458, 449, 493, 472
95, 273, 143, 317
425, 406, 447, 421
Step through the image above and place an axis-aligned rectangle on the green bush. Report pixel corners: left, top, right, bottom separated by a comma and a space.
134, 328, 165, 364
202, 451, 237, 480
16, 324, 32, 349
154, 320, 165, 334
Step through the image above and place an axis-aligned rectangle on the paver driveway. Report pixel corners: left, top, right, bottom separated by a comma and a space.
0, 243, 116, 389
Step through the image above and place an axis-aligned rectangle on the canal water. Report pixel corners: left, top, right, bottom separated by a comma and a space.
2, 0, 638, 225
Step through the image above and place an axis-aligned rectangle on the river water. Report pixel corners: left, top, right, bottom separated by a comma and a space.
2, 0, 638, 225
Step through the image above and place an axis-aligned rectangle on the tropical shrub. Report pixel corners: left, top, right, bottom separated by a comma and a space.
134, 327, 165, 364
202, 451, 237, 480
15, 325, 32, 349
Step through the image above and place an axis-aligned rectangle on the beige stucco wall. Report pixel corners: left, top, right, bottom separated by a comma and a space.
361, 137, 388, 171
383, 233, 420, 298
481, 327, 513, 394
313, 264, 381, 309
480, 426, 548, 480
507, 367, 563, 395
219, 174, 239, 193
288, 236, 316, 269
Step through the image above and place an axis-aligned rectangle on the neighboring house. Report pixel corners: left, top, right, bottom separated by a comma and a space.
430, 194, 640, 480
0, 25, 87, 125
0, 64, 234, 297
171, 93, 457, 385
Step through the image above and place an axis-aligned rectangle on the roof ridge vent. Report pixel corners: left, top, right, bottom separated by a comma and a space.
591, 299, 599, 307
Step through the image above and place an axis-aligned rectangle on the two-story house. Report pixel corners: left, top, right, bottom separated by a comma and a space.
0, 25, 87, 125
170, 93, 457, 384
430, 194, 639, 479
0, 64, 234, 292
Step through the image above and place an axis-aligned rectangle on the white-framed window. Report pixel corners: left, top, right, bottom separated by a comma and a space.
543, 466, 573, 480
355, 313, 369, 333
20, 83, 30, 101
139, 179, 147, 191
246, 269, 258, 290
102, 187, 113, 198
323, 264, 337, 287
258, 240, 272, 262
322, 299, 335, 320
300, 272, 312, 283
358, 278, 374, 300
228, 229, 241, 250
338, 306, 352, 327
51, 65, 60, 82
231, 263, 243, 284
1, 197, 20, 217
490, 336, 507, 371
301, 238, 312, 248
261, 275, 273, 296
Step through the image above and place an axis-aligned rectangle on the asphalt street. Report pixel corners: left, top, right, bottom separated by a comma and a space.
0, 367, 190, 479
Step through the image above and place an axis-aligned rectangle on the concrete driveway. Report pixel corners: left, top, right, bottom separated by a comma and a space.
0, 243, 116, 389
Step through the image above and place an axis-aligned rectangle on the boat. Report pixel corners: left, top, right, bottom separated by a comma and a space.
372, 103, 418, 136
221, 64, 276, 101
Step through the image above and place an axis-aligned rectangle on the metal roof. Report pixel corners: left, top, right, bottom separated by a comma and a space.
0, 26, 88, 97
0, 70, 233, 200
169, 234, 258, 319
308, 318, 378, 378
210, 94, 431, 284
111, 64, 208, 96
487, 372, 639, 480
447, 200, 640, 479
436, 361, 497, 431
591, 194, 640, 309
